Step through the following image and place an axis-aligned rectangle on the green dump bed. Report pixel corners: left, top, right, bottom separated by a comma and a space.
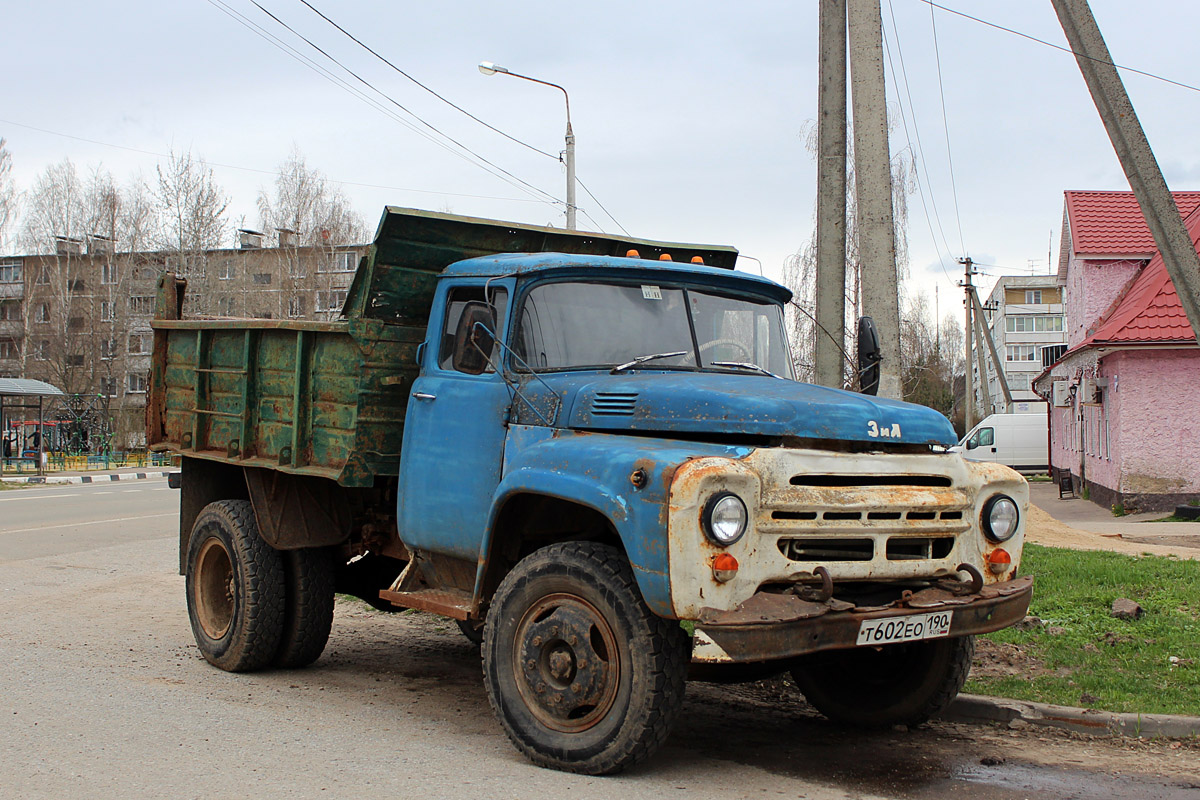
147, 207, 739, 487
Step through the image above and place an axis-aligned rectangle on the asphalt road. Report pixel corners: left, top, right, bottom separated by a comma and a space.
1, 480, 1197, 799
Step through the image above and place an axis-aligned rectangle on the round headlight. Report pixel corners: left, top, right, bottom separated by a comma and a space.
704, 492, 748, 546
982, 495, 1019, 542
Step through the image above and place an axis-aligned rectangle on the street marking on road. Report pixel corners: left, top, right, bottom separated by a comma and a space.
122, 489, 141, 493
0, 513, 175, 535
0, 493, 77, 502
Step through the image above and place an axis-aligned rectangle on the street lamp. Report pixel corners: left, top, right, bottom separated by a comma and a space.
478, 61, 576, 230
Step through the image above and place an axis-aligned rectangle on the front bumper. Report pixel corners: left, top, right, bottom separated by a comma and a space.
691, 575, 1032, 663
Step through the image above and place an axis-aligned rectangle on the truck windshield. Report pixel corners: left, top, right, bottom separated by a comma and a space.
513, 281, 793, 377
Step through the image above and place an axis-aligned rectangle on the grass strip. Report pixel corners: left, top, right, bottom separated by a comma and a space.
965, 543, 1199, 715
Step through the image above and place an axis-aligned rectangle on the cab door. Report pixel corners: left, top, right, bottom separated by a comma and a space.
397, 283, 510, 560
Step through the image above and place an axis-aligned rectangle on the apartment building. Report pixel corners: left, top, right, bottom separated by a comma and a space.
0, 231, 363, 450
972, 275, 1065, 413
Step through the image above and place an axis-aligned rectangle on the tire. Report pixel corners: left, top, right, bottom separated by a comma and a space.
482, 542, 690, 775
791, 635, 975, 728
456, 618, 485, 647
185, 499, 285, 672
273, 547, 336, 668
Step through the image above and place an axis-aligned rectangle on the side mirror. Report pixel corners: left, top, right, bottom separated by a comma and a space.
965, 436, 978, 451
857, 316, 881, 396
452, 301, 497, 375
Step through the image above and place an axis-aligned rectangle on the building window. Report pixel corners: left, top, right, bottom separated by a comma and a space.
128, 333, 150, 355
0, 300, 19, 320
218, 297, 235, 316
35, 303, 50, 323
0, 338, 17, 359
1006, 345, 1038, 362
101, 263, 118, 285
218, 259, 236, 280
101, 301, 115, 322
67, 353, 85, 367
33, 340, 49, 360
288, 295, 305, 318
128, 296, 153, 315
315, 290, 348, 312
253, 273, 272, 285
1006, 373, 1032, 392
36, 266, 50, 285
127, 373, 147, 393
101, 339, 117, 360
0, 263, 21, 283
100, 376, 117, 396
68, 278, 85, 292
1024, 289, 1043, 304
319, 251, 358, 273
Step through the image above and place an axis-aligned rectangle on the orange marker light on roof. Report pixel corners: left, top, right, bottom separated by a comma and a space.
659, 253, 673, 261
626, 249, 640, 258
691, 256, 704, 264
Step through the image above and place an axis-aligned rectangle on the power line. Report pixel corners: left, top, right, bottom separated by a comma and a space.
919, 0, 1200, 94
293, 0, 627, 234
0, 117, 551, 204
294, 0, 557, 160
203, 0, 560, 209
928, 2, 966, 255
881, 1, 958, 285
241, 0, 562, 208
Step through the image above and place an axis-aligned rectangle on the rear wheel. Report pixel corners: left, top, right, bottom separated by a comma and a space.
791, 635, 974, 728
273, 547, 335, 668
186, 499, 284, 672
483, 542, 689, 775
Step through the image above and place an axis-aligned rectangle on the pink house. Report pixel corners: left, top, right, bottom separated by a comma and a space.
1034, 191, 1200, 511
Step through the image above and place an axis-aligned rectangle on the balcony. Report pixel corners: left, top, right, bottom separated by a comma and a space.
0, 282, 24, 299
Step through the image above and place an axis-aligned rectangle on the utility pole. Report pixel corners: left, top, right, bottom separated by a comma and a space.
971, 291, 1013, 413
960, 257, 975, 430
847, 0, 902, 399
814, 0, 848, 389
1051, 0, 1200, 344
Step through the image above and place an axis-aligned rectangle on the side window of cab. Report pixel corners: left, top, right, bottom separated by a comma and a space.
438, 286, 508, 372
967, 427, 994, 449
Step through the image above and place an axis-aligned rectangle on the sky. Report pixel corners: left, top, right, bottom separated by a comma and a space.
5, 0, 1200, 314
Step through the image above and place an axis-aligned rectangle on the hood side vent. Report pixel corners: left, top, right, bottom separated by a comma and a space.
590, 391, 638, 417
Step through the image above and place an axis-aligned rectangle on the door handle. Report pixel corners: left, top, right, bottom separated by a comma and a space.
412, 392, 436, 401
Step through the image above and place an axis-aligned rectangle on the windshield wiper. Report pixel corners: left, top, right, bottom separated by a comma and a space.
610, 351, 687, 374
710, 361, 782, 379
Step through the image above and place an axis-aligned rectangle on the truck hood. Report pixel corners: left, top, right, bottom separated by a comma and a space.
532, 372, 957, 447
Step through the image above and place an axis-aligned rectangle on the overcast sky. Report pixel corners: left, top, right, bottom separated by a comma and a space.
5, 1, 1200, 310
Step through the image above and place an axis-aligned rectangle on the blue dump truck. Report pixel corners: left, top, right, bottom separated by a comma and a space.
149, 208, 1032, 774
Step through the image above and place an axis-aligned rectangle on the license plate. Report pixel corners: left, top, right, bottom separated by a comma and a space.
856, 611, 952, 646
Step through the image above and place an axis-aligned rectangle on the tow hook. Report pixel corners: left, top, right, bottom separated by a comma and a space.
797, 565, 834, 602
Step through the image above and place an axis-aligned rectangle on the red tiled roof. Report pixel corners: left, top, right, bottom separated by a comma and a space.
1086, 207, 1200, 345
1065, 190, 1200, 256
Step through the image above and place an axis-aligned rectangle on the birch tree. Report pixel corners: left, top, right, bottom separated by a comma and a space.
0, 139, 14, 253
257, 148, 368, 247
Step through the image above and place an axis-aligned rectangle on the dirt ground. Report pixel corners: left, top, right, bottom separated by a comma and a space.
1024, 504, 1200, 560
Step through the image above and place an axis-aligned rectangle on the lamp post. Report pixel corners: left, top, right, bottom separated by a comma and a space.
479, 61, 576, 230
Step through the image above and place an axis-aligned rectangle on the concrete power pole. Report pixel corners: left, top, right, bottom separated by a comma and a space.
814, 0, 848, 388
1051, 0, 1200, 344
847, 0, 903, 399
961, 257, 975, 430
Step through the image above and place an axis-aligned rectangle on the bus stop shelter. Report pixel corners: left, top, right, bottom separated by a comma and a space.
0, 378, 65, 476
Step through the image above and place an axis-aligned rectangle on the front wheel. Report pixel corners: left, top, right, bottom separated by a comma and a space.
791, 635, 974, 728
482, 542, 690, 775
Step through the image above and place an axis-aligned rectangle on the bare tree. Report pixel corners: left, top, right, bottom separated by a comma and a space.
155, 149, 229, 257
784, 114, 914, 390
19, 159, 86, 254
257, 148, 368, 247
0, 138, 14, 253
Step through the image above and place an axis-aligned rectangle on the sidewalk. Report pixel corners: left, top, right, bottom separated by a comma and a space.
1026, 480, 1200, 559
1, 466, 176, 485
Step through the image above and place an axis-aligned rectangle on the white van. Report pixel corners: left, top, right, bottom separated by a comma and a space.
952, 413, 1048, 473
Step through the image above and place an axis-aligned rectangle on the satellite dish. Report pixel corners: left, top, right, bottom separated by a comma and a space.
857, 316, 881, 396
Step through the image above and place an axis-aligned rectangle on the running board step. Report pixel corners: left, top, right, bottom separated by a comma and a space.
378, 587, 473, 620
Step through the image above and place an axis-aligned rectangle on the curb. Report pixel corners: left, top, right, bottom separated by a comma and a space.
942, 693, 1200, 739
2, 470, 177, 486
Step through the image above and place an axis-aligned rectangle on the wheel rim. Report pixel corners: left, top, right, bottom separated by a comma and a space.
194, 535, 235, 640
512, 592, 621, 733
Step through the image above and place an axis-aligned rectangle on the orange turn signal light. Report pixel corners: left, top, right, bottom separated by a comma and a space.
690, 256, 704, 264
659, 253, 673, 261
626, 249, 640, 258
712, 553, 739, 583
987, 548, 1012, 574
